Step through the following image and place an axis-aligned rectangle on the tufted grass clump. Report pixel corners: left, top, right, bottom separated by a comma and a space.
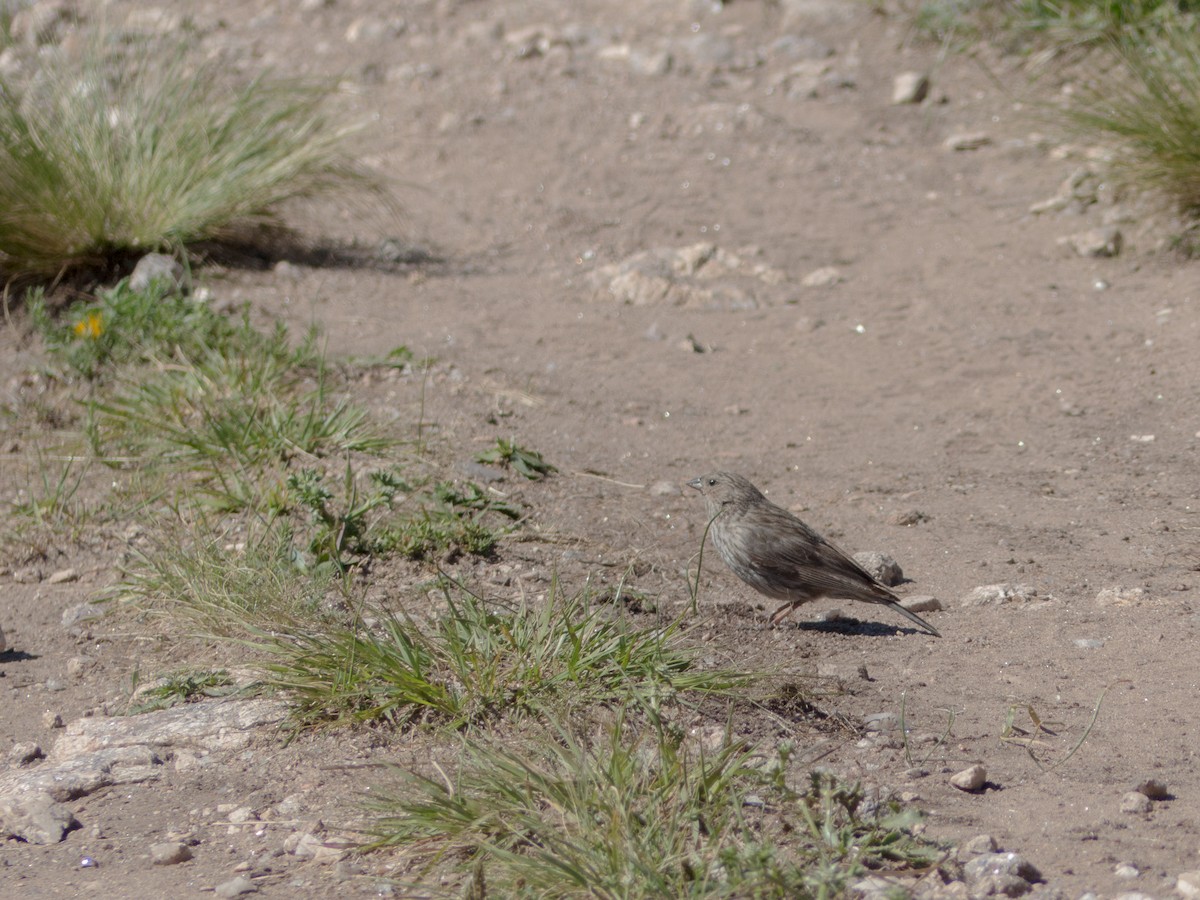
0, 34, 376, 278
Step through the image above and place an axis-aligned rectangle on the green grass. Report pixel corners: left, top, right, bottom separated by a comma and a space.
1064, 25, 1200, 215
0, 33, 377, 278
29, 277, 247, 380
367, 712, 941, 897
256, 579, 749, 730
475, 438, 557, 481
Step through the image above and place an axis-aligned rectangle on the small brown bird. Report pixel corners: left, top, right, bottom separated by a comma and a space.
687, 471, 940, 637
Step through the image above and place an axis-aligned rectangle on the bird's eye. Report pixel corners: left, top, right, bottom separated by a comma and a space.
707, 478, 717, 486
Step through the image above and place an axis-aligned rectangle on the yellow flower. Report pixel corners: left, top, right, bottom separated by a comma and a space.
73, 312, 103, 339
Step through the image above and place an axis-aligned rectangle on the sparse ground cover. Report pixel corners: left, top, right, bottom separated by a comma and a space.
2, 0, 1200, 897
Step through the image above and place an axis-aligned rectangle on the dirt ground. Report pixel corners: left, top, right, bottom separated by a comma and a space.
4, 0, 1200, 896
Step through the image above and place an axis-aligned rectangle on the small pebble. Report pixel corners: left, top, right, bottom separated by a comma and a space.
950, 764, 987, 792
1177, 872, 1200, 898
1114, 863, 1139, 879
1120, 791, 1152, 814
47, 568, 79, 585
1074, 638, 1105, 649
150, 842, 193, 866
956, 833, 999, 862
215, 876, 257, 898
1135, 778, 1170, 800
42, 711, 64, 729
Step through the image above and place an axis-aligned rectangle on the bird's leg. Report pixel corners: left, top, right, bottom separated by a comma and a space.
769, 601, 798, 627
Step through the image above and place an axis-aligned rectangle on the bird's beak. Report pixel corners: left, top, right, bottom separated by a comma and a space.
686, 477, 702, 491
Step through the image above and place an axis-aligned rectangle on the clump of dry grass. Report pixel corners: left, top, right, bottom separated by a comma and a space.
0, 34, 377, 277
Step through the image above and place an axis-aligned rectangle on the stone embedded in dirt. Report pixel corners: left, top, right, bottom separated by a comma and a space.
0, 790, 78, 844
0, 621, 6, 653
47, 568, 79, 585
1095, 586, 1148, 607
66, 656, 92, 678
0, 700, 287, 845
1120, 791, 1152, 814
957, 833, 1000, 862
886, 509, 926, 527
1177, 872, 1200, 898
1029, 167, 1099, 214
1135, 778, 1170, 800
42, 711, 64, 729
852, 551, 902, 586
54, 698, 287, 758
589, 242, 785, 309
900, 595, 944, 614
944, 131, 991, 151
1114, 863, 1139, 879
801, 266, 841, 287
891, 71, 929, 104
130, 253, 186, 293
590, 243, 787, 309
61, 602, 104, 629
1073, 638, 1105, 650
862, 712, 899, 732
150, 841, 193, 865
13, 566, 43, 584
951, 764, 987, 792
963, 852, 1042, 890
960, 584, 1042, 607
214, 875, 258, 897
8, 742, 43, 767
1058, 226, 1122, 258
290, 831, 354, 863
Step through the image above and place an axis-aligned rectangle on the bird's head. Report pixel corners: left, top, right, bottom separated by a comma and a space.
686, 471, 766, 508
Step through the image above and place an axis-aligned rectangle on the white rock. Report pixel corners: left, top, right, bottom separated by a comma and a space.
1177, 872, 1200, 898
150, 841, 193, 865
1095, 586, 1147, 607
963, 852, 1041, 884
960, 583, 1041, 607
801, 266, 841, 287
950, 764, 987, 792
956, 833, 998, 862
944, 131, 991, 151
215, 876, 257, 898
891, 71, 929, 104
1120, 791, 1152, 814
130, 254, 185, 293
1058, 227, 1122, 258
0, 790, 78, 843
900, 595, 944, 614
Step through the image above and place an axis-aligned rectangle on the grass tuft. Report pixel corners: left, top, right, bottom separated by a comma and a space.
258, 580, 750, 730
0, 34, 377, 277
1065, 26, 1200, 214
366, 712, 941, 897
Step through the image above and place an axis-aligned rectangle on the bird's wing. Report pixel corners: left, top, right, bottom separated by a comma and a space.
746, 521, 895, 603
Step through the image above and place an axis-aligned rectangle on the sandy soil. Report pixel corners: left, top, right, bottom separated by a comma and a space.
3, 0, 1200, 896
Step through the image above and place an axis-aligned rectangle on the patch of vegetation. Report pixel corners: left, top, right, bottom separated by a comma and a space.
0, 34, 377, 278
1064, 25, 1200, 215
373, 480, 520, 562
129, 669, 239, 714
258, 581, 749, 730
367, 712, 941, 897
29, 278, 247, 380
476, 438, 557, 480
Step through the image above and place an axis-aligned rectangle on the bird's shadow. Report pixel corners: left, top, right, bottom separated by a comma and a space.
784, 618, 921, 638
0, 649, 38, 663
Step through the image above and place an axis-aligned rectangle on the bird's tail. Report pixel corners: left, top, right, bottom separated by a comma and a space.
886, 600, 941, 637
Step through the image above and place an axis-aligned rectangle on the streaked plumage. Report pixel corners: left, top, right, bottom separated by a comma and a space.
687, 471, 940, 637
